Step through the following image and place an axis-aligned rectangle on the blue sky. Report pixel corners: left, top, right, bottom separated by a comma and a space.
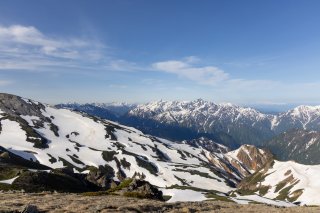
1, 0, 320, 107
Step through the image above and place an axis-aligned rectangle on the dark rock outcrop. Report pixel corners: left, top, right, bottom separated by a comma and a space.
12, 170, 96, 193
121, 179, 163, 200
86, 165, 118, 189
21, 204, 39, 213
0, 93, 45, 119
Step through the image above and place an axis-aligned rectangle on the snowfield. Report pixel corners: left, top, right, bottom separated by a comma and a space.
2, 96, 320, 205
261, 160, 320, 205
0, 101, 235, 194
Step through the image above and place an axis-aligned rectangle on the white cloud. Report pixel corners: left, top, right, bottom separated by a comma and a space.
152, 57, 229, 85
0, 25, 105, 71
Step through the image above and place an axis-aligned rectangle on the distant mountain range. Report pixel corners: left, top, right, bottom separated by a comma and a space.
58, 100, 320, 165
1, 93, 320, 205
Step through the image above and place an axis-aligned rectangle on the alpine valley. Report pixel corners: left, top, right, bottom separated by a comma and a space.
59, 100, 320, 165
1, 93, 320, 207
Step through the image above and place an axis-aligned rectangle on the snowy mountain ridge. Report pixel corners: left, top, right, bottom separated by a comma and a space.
2, 93, 320, 205
128, 100, 320, 144
0, 93, 270, 202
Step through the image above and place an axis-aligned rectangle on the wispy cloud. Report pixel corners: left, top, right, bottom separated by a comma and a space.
152, 57, 229, 85
0, 25, 105, 71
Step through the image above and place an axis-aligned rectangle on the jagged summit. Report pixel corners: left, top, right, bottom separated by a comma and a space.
0, 93, 45, 118
2, 93, 320, 205
227, 144, 273, 172
129, 99, 273, 147
0, 93, 262, 195
58, 98, 320, 165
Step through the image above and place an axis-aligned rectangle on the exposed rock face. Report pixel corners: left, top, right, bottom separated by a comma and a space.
0, 146, 50, 170
122, 179, 163, 200
228, 145, 273, 172
0, 93, 45, 118
12, 170, 94, 193
21, 204, 39, 213
86, 166, 118, 189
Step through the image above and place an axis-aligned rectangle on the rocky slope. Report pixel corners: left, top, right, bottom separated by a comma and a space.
125, 100, 320, 164
126, 100, 274, 147
3, 93, 320, 205
266, 129, 320, 164
0, 93, 274, 203
58, 100, 320, 149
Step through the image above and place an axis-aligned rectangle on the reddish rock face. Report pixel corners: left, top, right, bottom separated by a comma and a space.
234, 145, 273, 172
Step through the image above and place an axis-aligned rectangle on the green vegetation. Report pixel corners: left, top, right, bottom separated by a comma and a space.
102, 151, 118, 162
6, 115, 49, 149
275, 181, 288, 193
154, 145, 169, 162
131, 141, 147, 151
82, 178, 134, 197
174, 175, 190, 186
49, 123, 59, 137
173, 168, 219, 181
249, 201, 264, 205
0, 167, 21, 181
237, 170, 271, 196
123, 191, 151, 199
177, 150, 187, 160
114, 142, 126, 149
275, 185, 295, 201
47, 154, 57, 164
58, 157, 81, 171
120, 158, 131, 170
274, 175, 295, 194
166, 185, 220, 194
244, 172, 267, 185
68, 155, 85, 165
104, 125, 117, 140
258, 185, 270, 196
162, 195, 172, 201
288, 189, 304, 202
121, 149, 158, 175
107, 178, 133, 193
82, 191, 110, 196
206, 193, 235, 203
83, 165, 115, 178
135, 157, 158, 176
236, 188, 257, 196
0, 183, 19, 191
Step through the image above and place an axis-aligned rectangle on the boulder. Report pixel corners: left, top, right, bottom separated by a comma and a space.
12, 170, 92, 193
21, 204, 39, 213
86, 165, 117, 189
122, 179, 163, 200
